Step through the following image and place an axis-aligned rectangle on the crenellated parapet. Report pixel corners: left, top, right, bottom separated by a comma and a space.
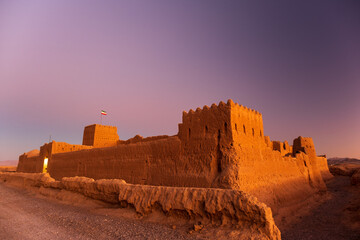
228, 100, 264, 145
181, 99, 262, 120
178, 99, 265, 147
178, 100, 232, 143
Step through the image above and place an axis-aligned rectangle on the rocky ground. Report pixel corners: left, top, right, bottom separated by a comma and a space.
0, 183, 197, 240
281, 175, 360, 240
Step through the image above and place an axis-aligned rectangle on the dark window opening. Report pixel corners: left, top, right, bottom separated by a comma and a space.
283, 144, 286, 150
252, 128, 254, 136
224, 122, 228, 133
217, 129, 222, 173
304, 161, 307, 167
189, 128, 191, 138
243, 125, 246, 135
205, 125, 208, 134
235, 124, 238, 132
260, 130, 262, 137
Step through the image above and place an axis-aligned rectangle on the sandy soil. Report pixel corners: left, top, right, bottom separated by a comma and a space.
0, 183, 197, 240
280, 176, 360, 240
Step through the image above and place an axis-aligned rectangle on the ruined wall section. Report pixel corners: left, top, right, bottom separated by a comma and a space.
292, 136, 327, 190
17, 154, 42, 173
272, 141, 292, 156
83, 124, 119, 148
316, 156, 333, 181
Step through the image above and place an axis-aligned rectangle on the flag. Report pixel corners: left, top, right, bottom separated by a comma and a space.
101, 110, 107, 115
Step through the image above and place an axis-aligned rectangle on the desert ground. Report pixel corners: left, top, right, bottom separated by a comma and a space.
280, 175, 360, 240
0, 183, 196, 240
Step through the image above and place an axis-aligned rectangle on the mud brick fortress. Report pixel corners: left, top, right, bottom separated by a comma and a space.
17, 100, 332, 211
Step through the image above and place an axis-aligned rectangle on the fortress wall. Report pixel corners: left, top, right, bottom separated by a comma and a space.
215, 137, 328, 212
17, 154, 42, 173
14, 100, 332, 216
51, 141, 93, 154
316, 156, 333, 181
292, 137, 326, 190
118, 135, 169, 145
237, 149, 319, 211
48, 136, 216, 187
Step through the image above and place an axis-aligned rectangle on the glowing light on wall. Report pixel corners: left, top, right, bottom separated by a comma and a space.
43, 157, 48, 173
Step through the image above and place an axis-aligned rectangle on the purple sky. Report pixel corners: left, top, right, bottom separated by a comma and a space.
1, 0, 359, 161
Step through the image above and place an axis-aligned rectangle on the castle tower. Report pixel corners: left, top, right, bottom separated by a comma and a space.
178, 99, 265, 147
82, 124, 119, 148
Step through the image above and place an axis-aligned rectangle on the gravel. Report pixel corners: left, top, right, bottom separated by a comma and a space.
281, 176, 360, 240
0, 184, 196, 240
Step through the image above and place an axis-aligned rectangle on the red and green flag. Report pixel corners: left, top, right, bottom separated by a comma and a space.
101, 110, 107, 115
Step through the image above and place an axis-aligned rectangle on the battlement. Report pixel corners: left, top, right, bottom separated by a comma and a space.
182, 99, 261, 121
178, 99, 265, 146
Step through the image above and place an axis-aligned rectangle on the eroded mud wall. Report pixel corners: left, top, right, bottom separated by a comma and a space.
216, 135, 328, 212
49, 137, 205, 186
17, 155, 42, 173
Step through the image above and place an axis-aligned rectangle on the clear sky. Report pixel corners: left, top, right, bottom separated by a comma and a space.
1, 0, 359, 161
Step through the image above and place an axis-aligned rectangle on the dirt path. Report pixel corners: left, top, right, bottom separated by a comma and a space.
281, 176, 360, 240
0, 183, 196, 240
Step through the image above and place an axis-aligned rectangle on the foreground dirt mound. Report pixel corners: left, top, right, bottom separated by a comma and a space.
0, 172, 281, 240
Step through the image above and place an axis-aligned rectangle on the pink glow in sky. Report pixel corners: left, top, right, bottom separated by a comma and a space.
1, 0, 360, 161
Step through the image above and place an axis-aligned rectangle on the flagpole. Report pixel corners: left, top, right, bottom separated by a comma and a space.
101, 113, 102, 125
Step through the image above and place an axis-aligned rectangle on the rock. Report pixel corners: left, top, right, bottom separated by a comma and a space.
193, 224, 204, 232
351, 169, 360, 186
329, 164, 359, 176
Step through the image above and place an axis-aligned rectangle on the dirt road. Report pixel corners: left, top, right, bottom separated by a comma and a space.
0, 183, 195, 240
281, 176, 360, 240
